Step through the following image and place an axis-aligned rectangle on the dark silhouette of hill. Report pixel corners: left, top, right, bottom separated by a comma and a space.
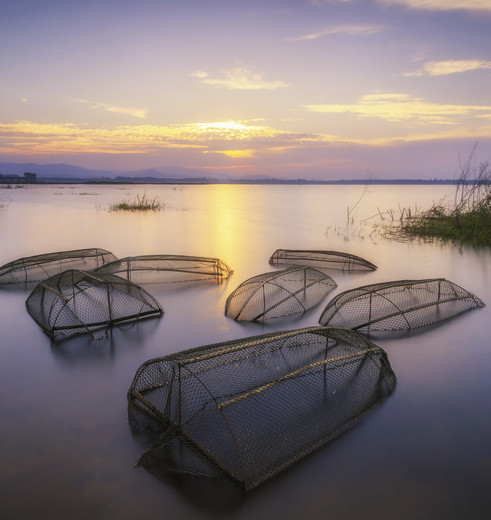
0, 161, 458, 184
0, 162, 209, 180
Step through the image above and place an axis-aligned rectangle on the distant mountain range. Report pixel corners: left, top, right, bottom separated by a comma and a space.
0, 161, 283, 183
0, 161, 459, 184
0, 161, 227, 181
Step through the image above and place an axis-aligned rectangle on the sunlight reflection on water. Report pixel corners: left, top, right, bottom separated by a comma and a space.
0, 184, 489, 519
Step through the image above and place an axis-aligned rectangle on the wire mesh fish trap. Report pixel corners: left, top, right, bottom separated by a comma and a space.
93, 255, 233, 284
26, 269, 163, 339
128, 326, 396, 492
319, 278, 485, 333
225, 266, 336, 322
269, 249, 377, 271
0, 248, 117, 285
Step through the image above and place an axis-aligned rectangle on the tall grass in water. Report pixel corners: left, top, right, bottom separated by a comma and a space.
394, 154, 490, 247
109, 192, 163, 212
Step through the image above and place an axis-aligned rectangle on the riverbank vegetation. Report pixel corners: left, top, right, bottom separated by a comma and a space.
109, 192, 163, 212
382, 153, 490, 247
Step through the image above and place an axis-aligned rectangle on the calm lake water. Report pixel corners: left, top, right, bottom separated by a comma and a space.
0, 183, 490, 519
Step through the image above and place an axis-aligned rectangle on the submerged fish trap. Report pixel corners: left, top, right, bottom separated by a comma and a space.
0, 248, 117, 285
225, 266, 336, 321
269, 249, 377, 272
128, 326, 396, 491
93, 255, 233, 284
319, 278, 484, 333
26, 269, 163, 339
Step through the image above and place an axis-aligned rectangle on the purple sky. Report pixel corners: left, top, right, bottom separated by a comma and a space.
1, 0, 491, 179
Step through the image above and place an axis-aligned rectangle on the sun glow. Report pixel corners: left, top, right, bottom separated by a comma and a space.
206, 185, 245, 267
0, 120, 283, 156
1, 109, 491, 163
212, 149, 257, 158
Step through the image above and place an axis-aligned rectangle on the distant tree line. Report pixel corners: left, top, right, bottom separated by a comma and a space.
0, 172, 37, 183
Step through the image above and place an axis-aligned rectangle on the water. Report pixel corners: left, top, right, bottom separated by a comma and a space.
0, 184, 490, 519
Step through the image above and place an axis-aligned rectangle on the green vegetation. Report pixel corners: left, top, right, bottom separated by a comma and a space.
109, 192, 163, 212
384, 153, 490, 247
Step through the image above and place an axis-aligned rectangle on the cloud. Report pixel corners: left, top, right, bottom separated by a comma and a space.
376, 0, 491, 12
76, 99, 147, 119
189, 70, 208, 79
290, 24, 386, 41
403, 59, 491, 77
191, 68, 288, 90
309, 1, 351, 5
2, 113, 491, 162
315, 0, 491, 11
303, 92, 491, 123
0, 120, 294, 156
208, 149, 258, 158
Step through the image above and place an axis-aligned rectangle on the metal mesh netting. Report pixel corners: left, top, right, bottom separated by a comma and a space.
225, 266, 336, 321
319, 278, 485, 333
128, 326, 396, 491
0, 248, 117, 285
26, 269, 163, 339
93, 255, 233, 284
269, 249, 377, 272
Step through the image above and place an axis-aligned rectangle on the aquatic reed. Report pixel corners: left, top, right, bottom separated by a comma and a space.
380, 151, 490, 247
109, 192, 163, 212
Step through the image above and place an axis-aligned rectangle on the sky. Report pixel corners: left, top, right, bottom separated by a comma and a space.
1, 0, 491, 180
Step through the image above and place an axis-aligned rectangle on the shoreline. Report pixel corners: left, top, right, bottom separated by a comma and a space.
0, 178, 471, 186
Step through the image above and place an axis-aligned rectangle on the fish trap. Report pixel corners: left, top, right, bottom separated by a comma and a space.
26, 269, 163, 339
319, 278, 484, 333
225, 266, 336, 321
93, 255, 233, 284
0, 248, 117, 285
128, 326, 396, 491
269, 249, 377, 271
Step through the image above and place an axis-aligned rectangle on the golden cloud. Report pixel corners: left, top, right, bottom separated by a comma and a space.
403, 59, 491, 77
209, 149, 258, 158
191, 68, 288, 90
0, 120, 292, 156
1, 114, 491, 159
304, 93, 491, 123
76, 99, 147, 119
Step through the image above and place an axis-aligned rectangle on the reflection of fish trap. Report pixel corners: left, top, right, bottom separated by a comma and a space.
128, 326, 396, 491
319, 278, 484, 333
269, 249, 377, 271
93, 255, 233, 284
26, 269, 163, 339
225, 266, 336, 321
0, 248, 117, 285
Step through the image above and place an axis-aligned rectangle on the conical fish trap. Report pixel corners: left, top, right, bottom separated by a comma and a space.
319, 278, 484, 333
269, 249, 377, 271
93, 255, 233, 284
0, 248, 117, 285
225, 266, 336, 321
128, 326, 396, 491
26, 269, 163, 339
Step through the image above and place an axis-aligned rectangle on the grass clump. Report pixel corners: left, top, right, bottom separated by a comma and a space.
395, 152, 491, 247
109, 192, 163, 212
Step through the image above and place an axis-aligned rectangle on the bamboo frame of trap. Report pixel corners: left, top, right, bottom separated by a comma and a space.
128, 326, 396, 491
0, 248, 117, 285
26, 269, 163, 339
319, 278, 484, 333
269, 249, 377, 271
225, 266, 336, 321
93, 255, 233, 284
